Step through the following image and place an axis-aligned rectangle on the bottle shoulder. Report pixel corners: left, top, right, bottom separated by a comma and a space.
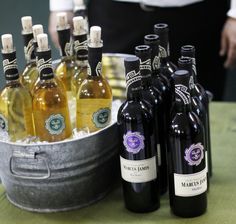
117, 100, 152, 123
78, 75, 112, 98
170, 111, 203, 136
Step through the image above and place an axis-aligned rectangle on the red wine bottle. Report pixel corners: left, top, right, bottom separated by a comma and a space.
178, 57, 210, 187
135, 45, 168, 195
117, 56, 160, 213
154, 23, 177, 122
169, 70, 207, 217
181, 45, 212, 177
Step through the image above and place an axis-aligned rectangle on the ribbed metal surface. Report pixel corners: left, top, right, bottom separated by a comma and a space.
0, 123, 119, 212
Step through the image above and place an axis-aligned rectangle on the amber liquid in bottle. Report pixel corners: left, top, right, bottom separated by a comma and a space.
71, 17, 88, 97
0, 34, 34, 141
76, 26, 112, 133
21, 17, 39, 94
55, 13, 78, 97
33, 34, 72, 142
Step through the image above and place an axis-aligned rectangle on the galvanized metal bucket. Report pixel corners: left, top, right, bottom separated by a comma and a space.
0, 53, 130, 212
0, 123, 119, 212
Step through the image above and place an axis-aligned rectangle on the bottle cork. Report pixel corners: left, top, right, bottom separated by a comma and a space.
56, 12, 68, 30
21, 16, 33, 33
89, 26, 102, 48
1, 34, 14, 52
73, 16, 86, 35
37, 33, 49, 52
32, 24, 44, 40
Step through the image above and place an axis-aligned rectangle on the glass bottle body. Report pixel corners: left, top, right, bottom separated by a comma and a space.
71, 60, 87, 97
21, 61, 39, 94
0, 80, 34, 141
76, 75, 112, 133
118, 96, 160, 213
169, 107, 207, 217
33, 78, 72, 142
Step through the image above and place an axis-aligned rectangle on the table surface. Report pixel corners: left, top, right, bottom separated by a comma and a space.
0, 102, 236, 224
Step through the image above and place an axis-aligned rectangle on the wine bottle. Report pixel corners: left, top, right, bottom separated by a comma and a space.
71, 16, 88, 97
144, 34, 170, 98
20, 16, 39, 93
169, 70, 207, 218
0, 34, 34, 141
153, 23, 177, 79
153, 24, 177, 122
181, 45, 212, 177
55, 12, 78, 94
76, 26, 112, 133
178, 57, 210, 185
135, 44, 168, 195
33, 33, 72, 142
117, 56, 160, 213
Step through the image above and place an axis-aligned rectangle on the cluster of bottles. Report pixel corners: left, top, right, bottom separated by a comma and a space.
0, 13, 112, 143
117, 23, 211, 217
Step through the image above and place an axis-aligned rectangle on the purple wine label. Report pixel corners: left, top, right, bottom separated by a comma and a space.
123, 131, 145, 154
184, 143, 204, 166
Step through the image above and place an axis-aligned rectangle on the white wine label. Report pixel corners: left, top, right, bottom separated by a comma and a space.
45, 114, 65, 135
123, 131, 145, 154
0, 114, 8, 132
184, 143, 204, 166
120, 156, 157, 183
157, 144, 161, 166
3, 58, 18, 73
174, 167, 207, 197
74, 40, 88, 52
126, 70, 141, 90
92, 108, 111, 128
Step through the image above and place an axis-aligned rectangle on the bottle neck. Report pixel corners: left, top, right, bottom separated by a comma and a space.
159, 33, 170, 60
73, 33, 88, 61
127, 87, 142, 101
88, 46, 102, 77
139, 57, 152, 88
57, 28, 73, 58
36, 49, 54, 80
175, 84, 192, 113
2, 50, 20, 81
22, 32, 36, 64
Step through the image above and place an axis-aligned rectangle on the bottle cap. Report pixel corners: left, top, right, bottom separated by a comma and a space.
89, 26, 102, 47
135, 45, 151, 57
178, 57, 192, 67
56, 12, 68, 30
154, 23, 169, 34
173, 69, 190, 85
73, 16, 86, 35
37, 33, 49, 51
144, 34, 159, 45
1, 34, 14, 52
21, 16, 33, 33
124, 56, 140, 73
32, 24, 44, 40
181, 45, 195, 58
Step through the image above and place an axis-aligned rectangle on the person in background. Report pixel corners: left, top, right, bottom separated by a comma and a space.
49, 0, 236, 100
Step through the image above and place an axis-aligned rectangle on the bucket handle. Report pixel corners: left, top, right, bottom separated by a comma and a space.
9, 150, 51, 180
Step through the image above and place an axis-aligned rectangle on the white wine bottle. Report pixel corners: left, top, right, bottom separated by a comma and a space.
0, 34, 34, 141
76, 26, 112, 133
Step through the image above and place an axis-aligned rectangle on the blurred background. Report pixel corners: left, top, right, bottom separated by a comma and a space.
0, 0, 235, 101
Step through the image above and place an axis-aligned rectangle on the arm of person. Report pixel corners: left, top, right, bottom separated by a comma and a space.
220, 0, 236, 68
49, 0, 74, 48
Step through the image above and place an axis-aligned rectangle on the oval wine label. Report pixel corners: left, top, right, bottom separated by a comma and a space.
184, 143, 204, 166
45, 114, 65, 135
92, 108, 110, 128
123, 131, 145, 154
0, 114, 8, 132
